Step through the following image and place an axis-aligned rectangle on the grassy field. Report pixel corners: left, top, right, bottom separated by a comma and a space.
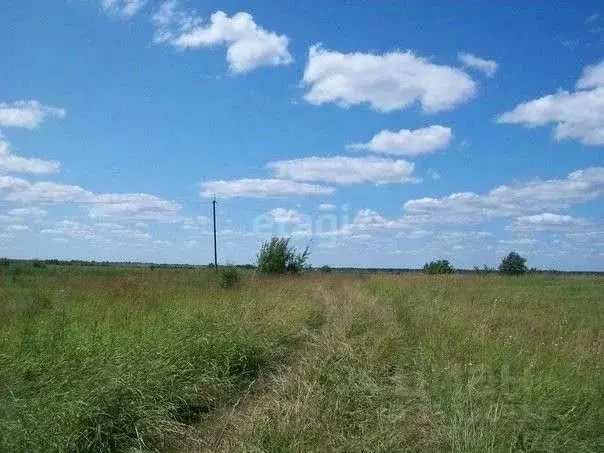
0, 265, 602, 452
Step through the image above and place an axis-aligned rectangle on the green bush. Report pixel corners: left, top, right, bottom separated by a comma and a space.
257, 237, 310, 274
474, 265, 496, 275
319, 265, 332, 273
423, 259, 454, 275
219, 265, 240, 288
499, 251, 527, 275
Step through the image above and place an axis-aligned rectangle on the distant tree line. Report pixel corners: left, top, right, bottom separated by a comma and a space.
423, 251, 535, 276
2, 248, 597, 276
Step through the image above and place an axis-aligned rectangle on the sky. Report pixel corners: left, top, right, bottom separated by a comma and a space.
1, 0, 603, 270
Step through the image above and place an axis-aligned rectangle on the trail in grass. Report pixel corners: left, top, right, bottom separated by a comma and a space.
177, 276, 438, 452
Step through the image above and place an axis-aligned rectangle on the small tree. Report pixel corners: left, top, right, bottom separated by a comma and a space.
423, 259, 454, 275
257, 237, 310, 274
499, 251, 527, 275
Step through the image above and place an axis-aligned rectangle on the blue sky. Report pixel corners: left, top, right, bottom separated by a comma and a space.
1, 0, 603, 270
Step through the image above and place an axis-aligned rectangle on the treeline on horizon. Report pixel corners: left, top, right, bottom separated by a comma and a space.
0, 257, 601, 276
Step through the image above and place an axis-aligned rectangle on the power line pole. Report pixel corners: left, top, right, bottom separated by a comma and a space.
212, 197, 218, 271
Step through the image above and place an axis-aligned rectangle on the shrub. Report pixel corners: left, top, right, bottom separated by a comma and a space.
499, 251, 528, 275
474, 265, 496, 275
219, 265, 240, 288
257, 237, 310, 274
423, 259, 454, 275
0, 258, 9, 266
319, 265, 332, 273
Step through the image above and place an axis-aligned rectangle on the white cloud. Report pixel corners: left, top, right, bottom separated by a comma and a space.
7, 224, 29, 232
400, 229, 432, 239
183, 216, 210, 230
0, 138, 60, 174
0, 176, 90, 203
88, 193, 181, 221
497, 60, 604, 145
318, 203, 336, 212
348, 125, 452, 157
577, 61, 604, 89
267, 156, 420, 185
315, 166, 603, 241
506, 213, 591, 232
0, 101, 65, 129
457, 52, 498, 77
42, 219, 154, 244
302, 45, 476, 113
153, 1, 292, 73
102, 0, 147, 18
102, 0, 146, 17
8, 207, 47, 218
200, 178, 335, 198
500, 238, 537, 246
427, 168, 441, 180
41, 220, 101, 242
566, 230, 604, 245
269, 208, 305, 224
586, 13, 600, 23
0, 176, 181, 222
404, 166, 604, 224
1, 207, 47, 224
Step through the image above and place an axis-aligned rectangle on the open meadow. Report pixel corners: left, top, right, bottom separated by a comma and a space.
0, 264, 602, 452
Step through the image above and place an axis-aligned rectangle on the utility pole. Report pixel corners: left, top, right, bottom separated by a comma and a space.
212, 197, 218, 271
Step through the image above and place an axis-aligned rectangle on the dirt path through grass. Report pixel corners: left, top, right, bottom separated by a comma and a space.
177, 276, 438, 452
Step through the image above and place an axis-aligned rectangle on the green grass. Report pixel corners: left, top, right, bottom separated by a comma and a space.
0, 265, 316, 452
1, 266, 602, 452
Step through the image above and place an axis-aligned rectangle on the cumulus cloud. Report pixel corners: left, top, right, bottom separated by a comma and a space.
183, 216, 210, 231
302, 45, 476, 113
497, 60, 604, 145
0, 176, 181, 221
500, 238, 537, 246
8, 224, 29, 232
506, 213, 591, 232
8, 207, 47, 218
88, 193, 181, 221
269, 208, 305, 224
0, 206, 47, 224
41, 219, 161, 246
404, 166, 604, 224
457, 52, 498, 77
153, 1, 292, 73
200, 178, 334, 198
0, 138, 60, 174
0, 101, 65, 129
348, 125, 452, 156
316, 166, 603, 240
102, 0, 146, 17
0, 176, 90, 203
318, 203, 336, 212
267, 156, 420, 185
42, 220, 104, 243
